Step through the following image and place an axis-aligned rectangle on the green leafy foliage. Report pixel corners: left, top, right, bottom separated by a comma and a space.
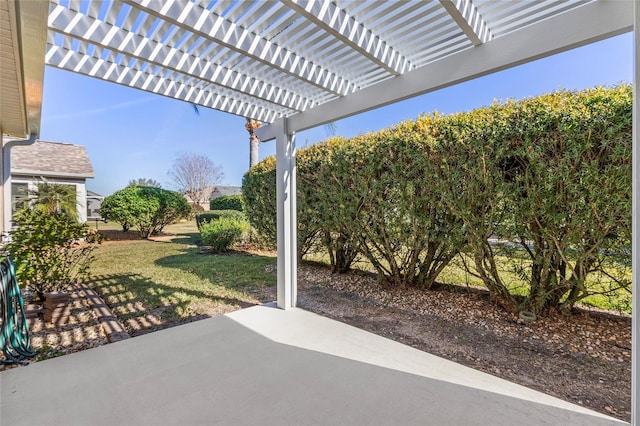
6, 208, 101, 301
200, 217, 250, 252
196, 210, 246, 230
25, 180, 78, 220
128, 178, 161, 188
101, 186, 191, 238
242, 85, 631, 314
209, 195, 244, 211
437, 85, 632, 313
242, 156, 277, 248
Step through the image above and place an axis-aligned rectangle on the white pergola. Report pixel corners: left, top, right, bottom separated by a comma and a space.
1, 0, 638, 422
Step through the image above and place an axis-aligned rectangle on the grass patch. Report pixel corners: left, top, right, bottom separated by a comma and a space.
89, 220, 276, 335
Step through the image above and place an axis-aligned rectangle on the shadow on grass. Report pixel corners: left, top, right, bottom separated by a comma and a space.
168, 232, 200, 245
154, 245, 277, 294
99, 230, 201, 245
90, 272, 261, 337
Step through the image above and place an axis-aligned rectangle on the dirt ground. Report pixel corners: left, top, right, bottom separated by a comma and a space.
2, 251, 631, 422
288, 263, 631, 423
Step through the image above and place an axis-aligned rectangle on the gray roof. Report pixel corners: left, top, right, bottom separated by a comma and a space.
11, 140, 94, 178
211, 186, 242, 199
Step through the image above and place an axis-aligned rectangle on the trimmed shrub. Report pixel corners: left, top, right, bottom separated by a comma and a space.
242, 154, 323, 259
298, 138, 358, 271
196, 210, 246, 230
437, 85, 632, 313
101, 186, 191, 238
340, 126, 462, 288
209, 194, 244, 211
242, 156, 277, 247
7, 208, 101, 301
200, 217, 250, 252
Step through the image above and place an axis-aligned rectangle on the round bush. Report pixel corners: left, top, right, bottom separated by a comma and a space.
200, 218, 250, 252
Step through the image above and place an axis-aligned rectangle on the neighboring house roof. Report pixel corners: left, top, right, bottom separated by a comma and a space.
210, 186, 242, 199
87, 190, 104, 198
10, 140, 94, 179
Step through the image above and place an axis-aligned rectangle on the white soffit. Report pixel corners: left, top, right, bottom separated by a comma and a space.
44, 0, 632, 135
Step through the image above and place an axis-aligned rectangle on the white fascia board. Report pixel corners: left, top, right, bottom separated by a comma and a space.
11, 169, 94, 180
258, 0, 632, 141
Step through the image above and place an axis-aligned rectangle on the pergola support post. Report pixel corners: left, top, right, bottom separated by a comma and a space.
275, 117, 297, 309
633, 2, 640, 425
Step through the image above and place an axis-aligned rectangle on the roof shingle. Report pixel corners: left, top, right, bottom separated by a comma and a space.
10, 140, 94, 178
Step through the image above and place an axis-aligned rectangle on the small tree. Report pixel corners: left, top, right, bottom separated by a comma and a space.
7, 209, 101, 301
128, 178, 161, 188
100, 186, 155, 232
20, 179, 78, 220
168, 153, 223, 208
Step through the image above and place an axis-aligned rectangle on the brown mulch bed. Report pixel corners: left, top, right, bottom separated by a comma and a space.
1, 256, 631, 422
293, 262, 631, 423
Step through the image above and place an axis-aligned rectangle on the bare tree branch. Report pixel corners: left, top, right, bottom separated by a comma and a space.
168, 153, 224, 208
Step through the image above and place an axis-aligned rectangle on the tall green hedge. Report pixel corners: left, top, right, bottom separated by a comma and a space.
431, 86, 632, 312
242, 85, 631, 314
242, 156, 277, 247
298, 137, 360, 272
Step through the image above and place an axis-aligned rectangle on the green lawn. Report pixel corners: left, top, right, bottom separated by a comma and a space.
89, 221, 276, 335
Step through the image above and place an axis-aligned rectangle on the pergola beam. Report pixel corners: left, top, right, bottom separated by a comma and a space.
281, 0, 413, 76
257, 0, 632, 140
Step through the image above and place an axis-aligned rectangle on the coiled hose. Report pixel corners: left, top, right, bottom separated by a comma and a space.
0, 256, 36, 364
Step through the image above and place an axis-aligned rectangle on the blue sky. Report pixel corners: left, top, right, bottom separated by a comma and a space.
40, 33, 633, 197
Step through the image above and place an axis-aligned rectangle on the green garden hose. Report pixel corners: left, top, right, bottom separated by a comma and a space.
0, 256, 36, 364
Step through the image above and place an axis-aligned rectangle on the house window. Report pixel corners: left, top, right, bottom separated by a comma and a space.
11, 183, 29, 218
36, 183, 77, 217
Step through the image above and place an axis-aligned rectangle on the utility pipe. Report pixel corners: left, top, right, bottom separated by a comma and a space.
1, 134, 37, 236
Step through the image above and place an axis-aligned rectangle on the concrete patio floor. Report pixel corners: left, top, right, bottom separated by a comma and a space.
0, 303, 627, 426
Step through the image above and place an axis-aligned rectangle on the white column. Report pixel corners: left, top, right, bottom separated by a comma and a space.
633, 3, 640, 425
275, 117, 297, 309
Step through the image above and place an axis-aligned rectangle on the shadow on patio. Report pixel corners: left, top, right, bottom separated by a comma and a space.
0, 304, 627, 426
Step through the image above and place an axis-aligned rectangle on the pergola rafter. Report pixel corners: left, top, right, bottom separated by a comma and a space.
282, 0, 413, 76
122, 0, 358, 98
38, 0, 603, 127
45, 39, 286, 122
47, 4, 317, 114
